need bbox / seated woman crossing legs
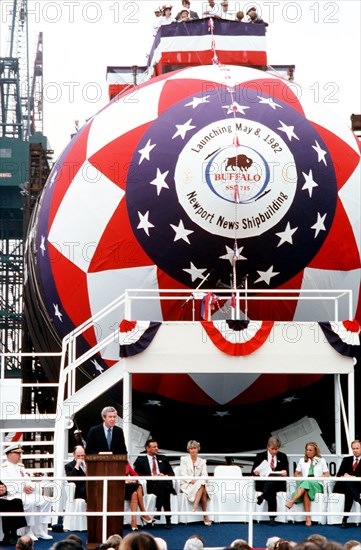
[286,441,329,526]
[125,462,154,531]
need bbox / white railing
[56,286,353,408]
[1,474,359,547]
[124,288,353,322]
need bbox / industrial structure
[0,0,52,412]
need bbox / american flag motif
[28,64,361,405]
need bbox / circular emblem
[176,118,297,238]
[126,85,337,288]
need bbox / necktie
[353,458,359,471]
[270,456,275,470]
[152,456,157,475]
[107,428,112,450]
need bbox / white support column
[123,368,132,458]
[348,370,355,442]
[334,374,341,454]
[124,290,131,319]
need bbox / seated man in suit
[134,439,176,529]
[333,439,361,528]
[65,445,87,500]
[86,406,127,455]
[252,436,289,526]
[0,479,27,546]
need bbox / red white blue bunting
[201,320,274,356]
[319,320,361,360]
[119,320,161,358]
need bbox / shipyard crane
[0,0,44,140]
[0,0,52,409]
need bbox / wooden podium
[85,454,126,548]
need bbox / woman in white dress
[286,441,329,526]
[180,440,211,525]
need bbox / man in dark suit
[134,439,176,529]
[0,479,27,546]
[65,445,87,500]
[252,435,289,526]
[333,439,361,528]
[86,406,127,455]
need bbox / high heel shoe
[131,520,138,531]
[203,516,212,526]
[285,500,294,510]
[140,516,155,525]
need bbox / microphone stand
[181,270,213,321]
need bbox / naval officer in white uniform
[1,443,53,540]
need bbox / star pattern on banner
[277,120,300,141]
[122,80,339,293]
[172,119,196,139]
[254,265,280,285]
[170,219,194,243]
[275,222,298,247]
[137,211,154,236]
[127,86,337,287]
[213,411,231,417]
[183,262,207,282]
[222,101,250,115]
[138,139,156,164]
[220,245,247,263]
[150,168,170,195]
[53,303,63,321]
[257,96,282,110]
[312,140,328,165]
[302,169,319,197]
[185,95,210,109]
[145,400,163,406]
[311,212,327,237]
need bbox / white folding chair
[286,480,327,524]
[123,480,157,526]
[212,465,253,522]
[253,482,288,523]
[63,482,87,531]
[171,465,217,524]
[327,489,361,525]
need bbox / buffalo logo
[225,154,253,172]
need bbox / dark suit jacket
[133,454,176,495]
[334,455,361,495]
[65,459,87,500]
[336,455,361,477]
[85,424,127,455]
[252,450,289,492]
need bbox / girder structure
[0,1,51,394]
[0,0,30,140]
[0,237,23,372]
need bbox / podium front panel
[85,454,126,547]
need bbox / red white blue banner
[201,320,274,356]
[319,320,361,360]
[148,19,267,75]
[119,320,161,357]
